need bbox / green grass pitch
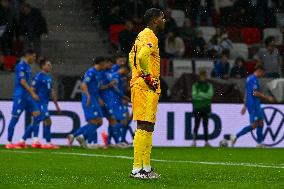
[0,147,283,189]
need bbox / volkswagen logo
[0,110,5,138]
[251,107,284,146]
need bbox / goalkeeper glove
[141,73,159,91]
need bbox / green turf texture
[0,147,283,189]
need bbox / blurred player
[129,8,165,179]
[67,57,105,149]
[110,66,130,146]
[16,59,61,149]
[111,53,127,73]
[5,50,39,149]
[231,64,275,147]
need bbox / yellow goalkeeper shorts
[131,86,160,123]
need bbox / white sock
[20,139,25,143]
[132,167,141,174]
[143,166,151,172]
[33,137,39,143]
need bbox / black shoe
[130,169,148,179]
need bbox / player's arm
[198,84,214,99]
[191,83,199,100]
[137,41,158,91]
[51,88,61,114]
[241,93,247,115]
[20,79,39,101]
[253,90,274,102]
[100,80,116,90]
[81,82,91,106]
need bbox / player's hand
[86,94,91,107]
[240,106,246,115]
[98,98,105,107]
[122,96,129,105]
[267,96,275,103]
[32,93,39,101]
[141,72,158,91]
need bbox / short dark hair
[265,36,275,47]
[144,8,163,24]
[115,52,126,60]
[23,49,36,56]
[39,58,49,69]
[255,63,265,71]
[94,56,106,65]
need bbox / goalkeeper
[128,8,165,179]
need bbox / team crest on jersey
[32,81,36,86]
[147,42,153,48]
[94,111,98,116]
[85,77,91,82]
[20,72,25,77]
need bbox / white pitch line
[1,150,284,169]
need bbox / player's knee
[137,121,154,132]
[44,118,52,126]
[89,118,103,126]
[32,111,41,117]
[109,118,116,126]
[251,123,257,129]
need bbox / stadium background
[0,0,284,148]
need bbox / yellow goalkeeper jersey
[129,28,161,94]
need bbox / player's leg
[41,118,60,149]
[6,98,25,148]
[131,88,160,179]
[192,111,202,147]
[30,110,42,148]
[202,112,210,147]
[84,118,103,149]
[231,112,257,147]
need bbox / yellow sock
[133,129,145,171]
[142,131,153,171]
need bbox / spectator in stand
[19,3,48,55]
[0,0,18,55]
[208,27,233,56]
[254,36,282,78]
[179,18,197,42]
[230,57,247,78]
[192,30,207,57]
[165,30,185,58]
[211,51,230,79]
[119,20,137,54]
[214,0,234,27]
[190,0,213,26]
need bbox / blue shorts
[11,97,40,117]
[38,103,50,121]
[101,103,114,118]
[82,94,103,121]
[112,102,127,121]
[249,108,264,124]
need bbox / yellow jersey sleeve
[129,28,160,93]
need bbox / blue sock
[83,124,99,144]
[8,116,19,142]
[113,123,123,144]
[32,116,42,138]
[43,124,51,143]
[108,125,113,144]
[236,125,254,138]
[73,124,90,137]
[120,125,128,142]
[256,126,263,144]
[22,125,34,140]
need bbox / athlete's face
[96,61,106,70]
[26,53,37,64]
[255,69,265,77]
[42,61,52,73]
[155,12,166,31]
[116,57,127,66]
[106,60,113,69]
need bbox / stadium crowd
[0,0,47,71]
[93,0,284,78]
